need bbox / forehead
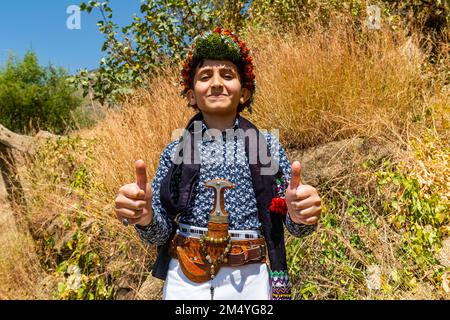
[195,59,239,73]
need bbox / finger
[290,161,302,190]
[115,207,143,220]
[115,206,144,219]
[303,216,319,225]
[118,185,145,199]
[115,195,147,211]
[295,185,317,201]
[144,182,153,201]
[291,197,321,211]
[135,159,147,192]
[297,205,321,218]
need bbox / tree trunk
[0,124,59,228]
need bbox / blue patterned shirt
[136,118,315,245]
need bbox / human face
[188,59,250,116]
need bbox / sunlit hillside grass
[2,14,448,299]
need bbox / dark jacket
[152,113,289,293]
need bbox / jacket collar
[189,114,240,142]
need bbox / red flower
[269,197,287,215]
[244,65,253,73]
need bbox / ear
[239,88,251,105]
[186,89,196,106]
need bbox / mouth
[208,94,228,97]
[207,94,228,101]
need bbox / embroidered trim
[270,270,291,300]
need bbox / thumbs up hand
[285,161,322,225]
[114,160,153,227]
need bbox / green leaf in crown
[194,33,242,64]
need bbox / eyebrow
[198,66,236,73]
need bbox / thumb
[144,182,153,200]
[135,159,147,193]
[290,161,302,190]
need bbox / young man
[114,27,321,300]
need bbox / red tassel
[269,197,287,215]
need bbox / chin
[201,103,236,113]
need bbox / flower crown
[180,27,256,113]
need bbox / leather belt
[169,233,267,267]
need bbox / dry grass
[86,14,442,161]
[245,16,433,149]
[0,221,50,299]
[80,67,194,197]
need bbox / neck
[202,112,237,131]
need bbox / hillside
[0,16,448,300]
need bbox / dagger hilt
[204,179,234,223]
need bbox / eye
[224,74,234,79]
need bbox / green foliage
[344,191,379,229]
[299,281,318,299]
[33,136,98,193]
[286,192,375,300]
[376,146,449,270]
[55,228,114,300]
[193,32,242,64]
[249,0,365,29]
[286,131,448,299]
[384,0,449,31]
[30,136,119,300]
[75,0,227,104]
[77,0,340,104]
[0,51,84,135]
[382,0,449,64]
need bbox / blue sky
[0,0,141,74]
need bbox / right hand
[114,159,153,227]
[285,161,321,225]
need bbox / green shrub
[0,51,84,135]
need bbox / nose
[211,72,223,89]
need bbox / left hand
[285,161,322,225]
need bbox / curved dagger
[205,179,235,223]
[175,179,235,284]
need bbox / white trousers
[163,258,272,300]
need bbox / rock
[0,124,34,153]
[134,277,164,300]
[115,288,134,300]
[35,130,60,140]
[438,237,450,267]
[287,137,395,187]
